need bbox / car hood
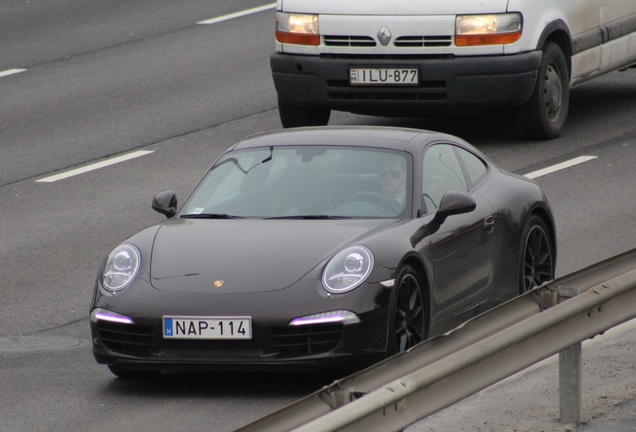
[149,218,398,294]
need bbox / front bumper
[90,309,388,371]
[271,51,542,115]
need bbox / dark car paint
[90,126,556,371]
[149,218,399,294]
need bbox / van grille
[324,35,377,47]
[395,35,452,47]
[326,79,447,102]
[323,35,452,48]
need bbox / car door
[418,143,497,326]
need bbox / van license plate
[350,68,419,86]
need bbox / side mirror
[152,190,177,218]
[434,191,476,224]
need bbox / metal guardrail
[236,249,636,432]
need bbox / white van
[271,1,636,139]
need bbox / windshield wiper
[181,213,244,219]
[264,215,352,220]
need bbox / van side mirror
[152,190,177,218]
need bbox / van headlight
[455,13,522,46]
[275,12,320,46]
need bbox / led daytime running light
[290,310,360,326]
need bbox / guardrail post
[556,285,586,424]
[559,343,583,423]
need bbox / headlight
[455,13,522,46]
[322,246,374,294]
[102,244,141,292]
[275,12,320,46]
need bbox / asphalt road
[0,2,635,431]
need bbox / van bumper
[271,51,542,115]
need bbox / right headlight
[102,244,141,292]
[322,245,374,294]
[455,13,522,46]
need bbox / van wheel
[519,42,569,140]
[278,98,331,128]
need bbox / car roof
[229,126,459,153]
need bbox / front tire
[519,42,569,140]
[388,265,426,355]
[519,215,555,293]
[278,98,331,128]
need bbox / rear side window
[422,144,468,209]
[456,147,487,187]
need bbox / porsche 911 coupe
[90,126,556,378]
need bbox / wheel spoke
[523,224,553,291]
[393,271,425,353]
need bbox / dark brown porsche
[90,126,556,378]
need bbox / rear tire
[278,98,331,128]
[519,42,569,140]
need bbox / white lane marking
[197,3,276,25]
[36,150,154,183]
[524,156,598,179]
[0,68,27,78]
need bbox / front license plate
[163,316,252,340]
[350,67,419,86]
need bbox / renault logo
[213,280,225,288]
[377,26,392,46]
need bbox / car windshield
[181,146,412,219]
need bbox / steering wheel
[347,191,401,213]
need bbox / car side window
[455,147,487,187]
[422,144,468,210]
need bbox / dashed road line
[524,156,598,179]
[36,150,154,183]
[197,3,276,25]
[0,68,27,78]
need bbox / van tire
[519,42,569,140]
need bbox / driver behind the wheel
[378,156,407,208]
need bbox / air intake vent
[324,35,377,47]
[268,323,343,356]
[395,36,452,47]
[97,322,154,355]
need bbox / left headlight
[102,244,141,292]
[322,245,374,294]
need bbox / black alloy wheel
[520,215,554,293]
[388,265,426,355]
